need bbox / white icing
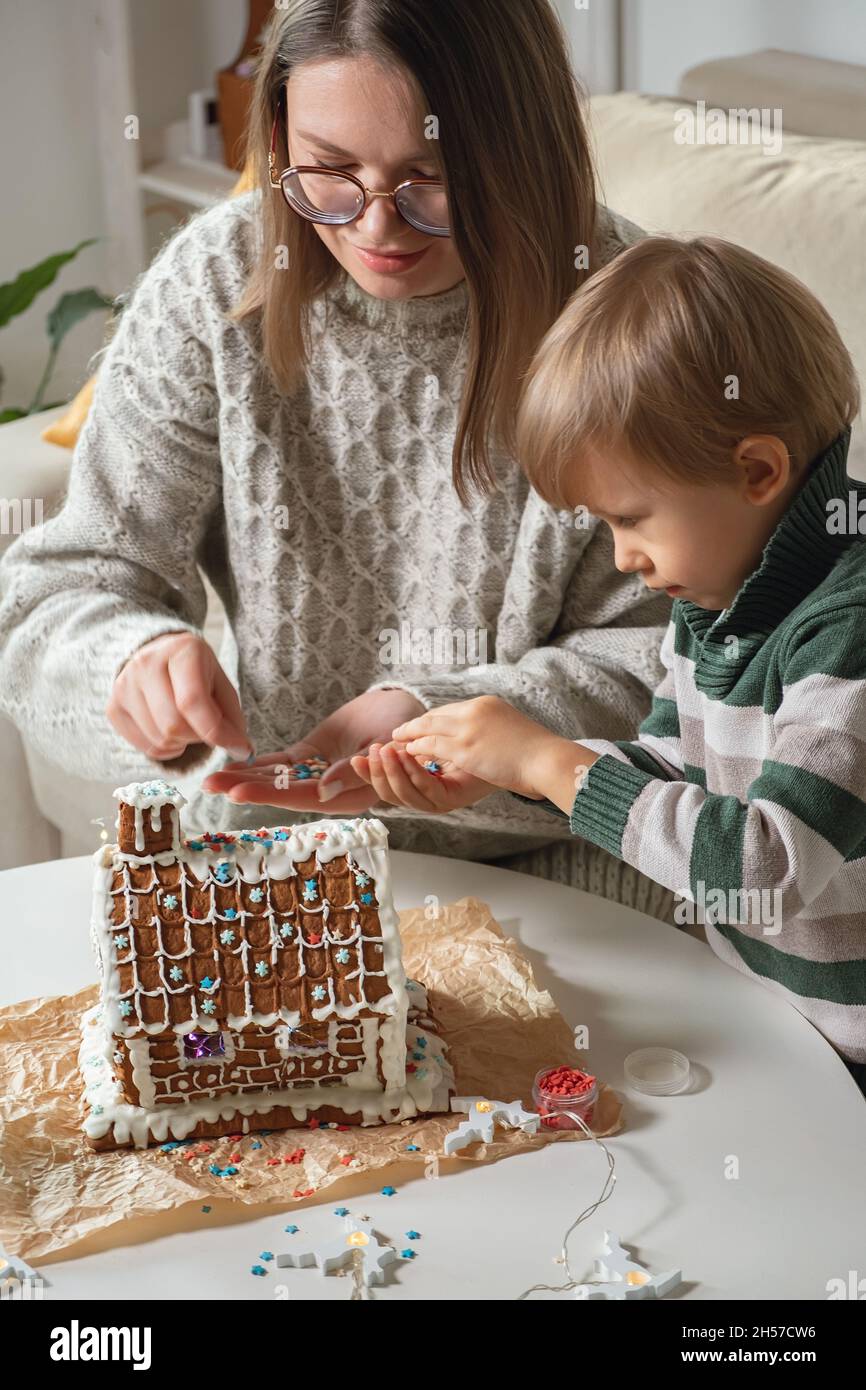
[113,780,186,855]
[79,1003,455,1148]
[82,784,447,1146]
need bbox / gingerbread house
[80,781,453,1150]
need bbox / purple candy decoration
[183,1030,225,1060]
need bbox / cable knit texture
[0,189,674,915]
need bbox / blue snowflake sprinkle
[255,962,270,978]
[303,878,318,902]
[220,929,236,945]
[250,887,264,902]
[251,1141,262,1150]
[162,893,178,910]
[311,984,326,1001]
[412,1051,424,1061]
[118,1001,132,1018]
[280,921,293,937]
[354,871,370,887]
[415,1037,427,1049]
[91,1104,104,1116]
[169,965,184,982]
[201,999,216,1015]
[113,933,129,951]
[335,947,351,964]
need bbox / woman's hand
[201,687,427,813]
[392,695,598,811]
[107,631,253,764]
[351,741,496,813]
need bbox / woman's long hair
[229,0,598,502]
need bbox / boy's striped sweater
[564,431,866,1066]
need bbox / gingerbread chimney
[114,781,187,858]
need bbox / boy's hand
[351,742,495,813]
[392,695,598,812]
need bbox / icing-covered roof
[94,788,406,1039]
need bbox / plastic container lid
[624,1047,691,1096]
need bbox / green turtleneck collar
[677,428,863,693]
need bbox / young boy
[351,235,866,1088]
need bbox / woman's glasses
[268,114,451,238]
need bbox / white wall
[0,0,245,416]
[0,0,106,415]
[554,0,621,93]
[623,0,866,94]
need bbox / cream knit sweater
[0,189,671,879]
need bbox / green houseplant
[0,238,116,424]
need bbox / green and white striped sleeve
[569,607,866,918]
[579,619,684,782]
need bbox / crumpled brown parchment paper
[0,897,622,1260]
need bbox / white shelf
[139,157,237,208]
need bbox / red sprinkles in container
[532,1064,598,1131]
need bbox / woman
[0,0,674,920]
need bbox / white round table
[2,850,864,1301]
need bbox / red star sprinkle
[336,1125,350,1131]
[306,932,322,945]
[339,1154,354,1166]
[406,1063,417,1073]
[315,832,327,841]
[229,1152,241,1162]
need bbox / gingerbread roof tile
[93,781,406,1041]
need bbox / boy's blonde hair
[516,235,861,508]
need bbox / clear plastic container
[624,1047,691,1096]
[532,1065,598,1131]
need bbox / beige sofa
[1,49,864,867]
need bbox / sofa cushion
[679,49,866,141]
[590,91,866,479]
